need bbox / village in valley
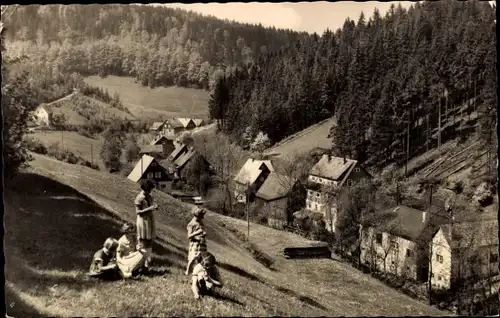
[2,2,498,317]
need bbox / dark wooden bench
[283,246,332,259]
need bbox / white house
[360,205,440,282]
[430,216,499,290]
[306,155,372,232]
[33,104,51,126]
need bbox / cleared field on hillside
[32,131,105,169]
[264,118,336,159]
[4,153,446,317]
[84,76,210,120]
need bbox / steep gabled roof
[192,118,204,127]
[256,172,295,201]
[309,155,357,181]
[174,148,197,169]
[234,158,275,185]
[166,118,184,128]
[127,155,156,182]
[176,117,194,128]
[150,122,165,130]
[169,144,188,161]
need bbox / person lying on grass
[185,207,207,276]
[116,223,146,279]
[88,238,120,280]
[191,252,223,300]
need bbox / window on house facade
[406,249,413,257]
[151,162,157,166]
[347,179,353,187]
[155,172,162,178]
[161,184,166,189]
[436,254,444,263]
[355,167,360,172]
[360,178,366,186]
[147,172,153,179]
[490,253,499,263]
[376,233,383,244]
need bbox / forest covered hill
[3,4,309,90]
[208,0,496,170]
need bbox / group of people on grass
[88,179,222,299]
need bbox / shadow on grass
[209,290,246,307]
[219,261,328,311]
[5,172,188,285]
[218,262,265,283]
[5,284,40,317]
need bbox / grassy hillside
[4,154,446,317]
[32,131,105,170]
[84,76,210,120]
[264,117,336,159]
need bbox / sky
[155,2,417,34]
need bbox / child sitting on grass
[191,252,223,299]
[88,238,120,280]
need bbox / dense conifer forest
[208,0,496,168]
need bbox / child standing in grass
[116,223,146,278]
[191,252,223,299]
[134,179,158,270]
[88,238,120,280]
[185,207,207,275]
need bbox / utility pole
[246,181,250,242]
[438,91,442,150]
[405,119,410,177]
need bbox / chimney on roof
[422,211,427,223]
[343,157,346,164]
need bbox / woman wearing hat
[116,223,146,278]
[185,207,207,275]
[134,179,158,270]
[89,237,120,280]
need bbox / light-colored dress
[134,191,156,241]
[116,235,145,277]
[187,217,207,263]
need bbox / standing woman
[134,179,158,270]
[185,207,207,275]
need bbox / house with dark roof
[360,205,448,282]
[192,118,205,127]
[149,121,166,132]
[253,172,304,229]
[306,154,372,232]
[430,212,498,290]
[127,155,173,192]
[233,158,275,203]
[150,135,177,157]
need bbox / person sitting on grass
[191,252,223,300]
[185,207,207,276]
[116,223,146,279]
[88,238,120,280]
